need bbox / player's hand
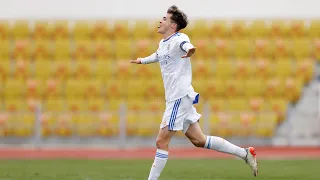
[182,47,196,58]
[130,58,142,64]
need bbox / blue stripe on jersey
[169,98,181,131]
[180,41,189,52]
[156,152,168,158]
[163,32,180,42]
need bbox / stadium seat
[72,40,93,61]
[313,39,320,61]
[295,59,315,84]
[44,98,66,112]
[210,20,228,38]
[204,78,226,98]
[209,112,235,137]
[133,39,157,59]
[3,78,26,99]
[12,60,31,80]
[91,20,110,41]
[232,38,253,58]
[191,19,210,40]
[309,20,320,38]
[87,98,106,112]
[132,20,152,40]
[51,20,70,41]
[234,60,255,79]
[248,96,267,112]
[73,60,93,79]
[94,61,112,81]
[192,39,214,60]
[292,38,312,60]
[256,112,277,137]
[250,20,268,38]
[230,20,248,38]
[192,60,212,79]
[52,60,71,80]
[96,112,119,136]
[254,58,272,79]
[0,20,9,40]
[42,78,64,99]
[273,59,295,78]
[66,99,87,113]
[244,78,264,97]
[114,39,132,60]
[228,98,250,112]
[269,20,288,38]
[105,79,127,100]
[270,38,292,59]
[12,39,31,61]
[264,77,285,98]
[33,60,54,80]
[268,98,288,122]
[112,20,130,40]
[213,61,234,78]
[208,98,228,113]
[0,112,9,136]
[93,40,114,61]
[73,113,97,137]
[26,78,44,99]
[54,113,73,136]
[73,20,92,40]
[33,21,51,40]
[288,20,306,38]
[212,39,232,58]
[4,98,28,112]
[113,61,135,79]
[0,40,10,61]
[237,111,257,136]
[52,40,71,61]
[225,79,244,97]
[32,40,51,61]
[11,20,30,40]
[0,61,11,80]
[283,77,303,102]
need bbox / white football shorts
[160,95,201,134]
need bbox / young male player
[130,5,258,179]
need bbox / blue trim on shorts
[168,98,181,131]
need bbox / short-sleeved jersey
[156,32,199,103]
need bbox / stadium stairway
[273,63,320,146]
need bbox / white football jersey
[155,32,199,103]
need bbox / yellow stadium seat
[72,40,93,61]
[234,60,255,79]
[252,39,272,59]
[44,98,66,112]
[224,79,244,97]
[264,77,284,98]
[204,78,226,98]
[233,38,253,58]
[114,39,132,60]
[92,20,110,41]
[292,38,312,60]
[54,113,73,136]
[132,20,152,40]
[228,97,250,112]
[192,60,212,79]
[0,20,9,40]
[212,39,232,58]
[4,98,28,112]
[133,39,156,59]
[254,59,272,79]
[138,113,162,136]
[52,40,70,60]
[113,61,135,79]
[230,20,248,38]
[33,21,51,41]
[73,20,92,40]
[273,59,295,77]
[133,60,160,78]
[126,79,144,98]
[210,20,228,39]
[96,112,119,136]
[313,39,320,61]
[210,112,235,137]
[84,79,102,99]
[66,99,87,113]
[52,60,71,80]
[40,112,56,137]
[144,80,164,99]
[105,79,127,99]
[26,78,44,99]
[0,40,10,61]
[87,98,105,112]
[288,20,306,38]
[250,20,269,38]
[10,113,35,137]
[192,39,214,60]
[283,77,303,102]
[65,79,84,99]
[0,113,10,136]
[237,111,257,136]
[33,60,54,80]
[32,40,51,61]
[126,98,146,112]
[192,19,210,40]
[213,61,234,78]
[11,20,30,39]
[93,40,114,61]
[267,98,288,122]
[248,96,268,112]
[295,59,315,84]
[12,39,31,61]
[12,60,31,80]
[270,38,292,59]
[144,99,165,113]
[256,112,277,137]
[73,60,93,79]
[43,78,64,99]
[106,99,123,112]
[3,78,26,99]
[0,61,11,80]
[309,20,320,38]
[208,98,228,113]
[112,20,130,40]
[94,61,112,81]
[270,20,288,38]
[51,21,69,41]
[74,114,97,137]
[244,78,264,97]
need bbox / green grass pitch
[0,159,319,180]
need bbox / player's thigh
[185,121,206,144]
[156,125,176,144]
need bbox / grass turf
[0,159,319,180]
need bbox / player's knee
[156,137,169,149]
[191,139,206,148]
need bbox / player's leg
[184,121,258,176]
[148,126,176,180]
[148,98,185,180]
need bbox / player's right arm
[130,53,159,64]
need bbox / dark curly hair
[167,5,188,31]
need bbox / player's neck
[163,31,178,41]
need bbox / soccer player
[130,5,258,179]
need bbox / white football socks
[204,136,247,159]
[148,149,168,180]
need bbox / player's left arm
[179,40,196,58]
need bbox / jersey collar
[163,32,180,42]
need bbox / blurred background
[0,0,319,149]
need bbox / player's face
[158,13,176,34]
